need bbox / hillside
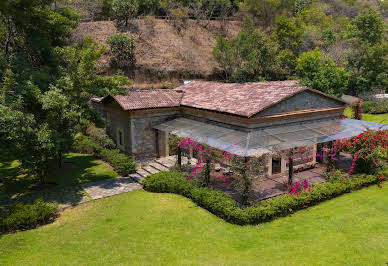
[71,19,242,86]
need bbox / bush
[72,134,102,155]
[87,127,116,149]
[100,148,136,176]
[1,199,57,232]
[107,33,136,68]
[363,99,388,114]
[143,171,249,224]
[143,170,386,225]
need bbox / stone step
[136,168,150,178]
[149,162,169,171]
[155,157,176,168]
[128,173,143,183]
[142,165,160,175]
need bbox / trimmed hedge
[1,199,57,232]
[363,99,388,114]
[143,171,386,225]
[100,148,136,176]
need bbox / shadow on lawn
[0,153,119,220]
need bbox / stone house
[91,80,382,176]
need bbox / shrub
[87,127,116,149]
[1,199,57,232]
[143,170,386,225]
[100,148,136,176]
[107,33,136,68]
[72,134,102,155]
[363,99,388,114]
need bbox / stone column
[157,130,169,158]
[281,154,287,174]
[312,144,317,164]
[266,154,272,176]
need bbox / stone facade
[92,88,346,163]
[254,91,343,117]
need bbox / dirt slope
[71,19,242,84]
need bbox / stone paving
[81,176,142,200]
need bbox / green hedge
[1,199,57,232]
[143,171,386,225]
[100,149,136,176]
[363,99,388,114]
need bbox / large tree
[345,7,387,95]
[112,0,139,27]
[0,1,129,183]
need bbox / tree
[40,87,77,168]
[212,17,280,81]
[350,7,385,45]
[244,0,294,27]
[107,33,136,68]
[0,0,79,76]
[230,155,266,205]
[112,0,139,27]
[345,7,387,95]
[296,49,348,97]
[274,15,304,54]
[55,36,129,126]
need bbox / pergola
[155,117,386,156]
[154,117,387,180]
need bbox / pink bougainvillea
[283,179,312,197]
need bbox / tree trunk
[241,157,250,205]
[288,152,294,186]
[177,146,182,169]
[204,158,211,187]
[58,151,63,169]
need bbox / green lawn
[0,153,118,195]
[49,153,119,186]
[1,182,387,265]
[344,106,388,124]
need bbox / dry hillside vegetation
[71,19,242,84]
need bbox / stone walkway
[81,176,142,200]
[0,155,187,217]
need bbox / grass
[0,182,387,265]
[49,153,119,186]
[344,106,388,124]
[0,153,118,195]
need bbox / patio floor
[209,153,353,202]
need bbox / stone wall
[130,109,179,161]
[92,101,132,153]
[255,91,344,117]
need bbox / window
[119,130,123,146]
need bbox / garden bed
[143,169,387,225]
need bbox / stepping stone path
[1,155,198,217]
[81,177,142,200]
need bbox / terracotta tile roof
[95,90,183,110]
[93,80,345,117]
[176,80,308,117]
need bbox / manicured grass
[1,182,387,265]
[0,153,118,195]
[344,106,388,124]
[49,153,119,186]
